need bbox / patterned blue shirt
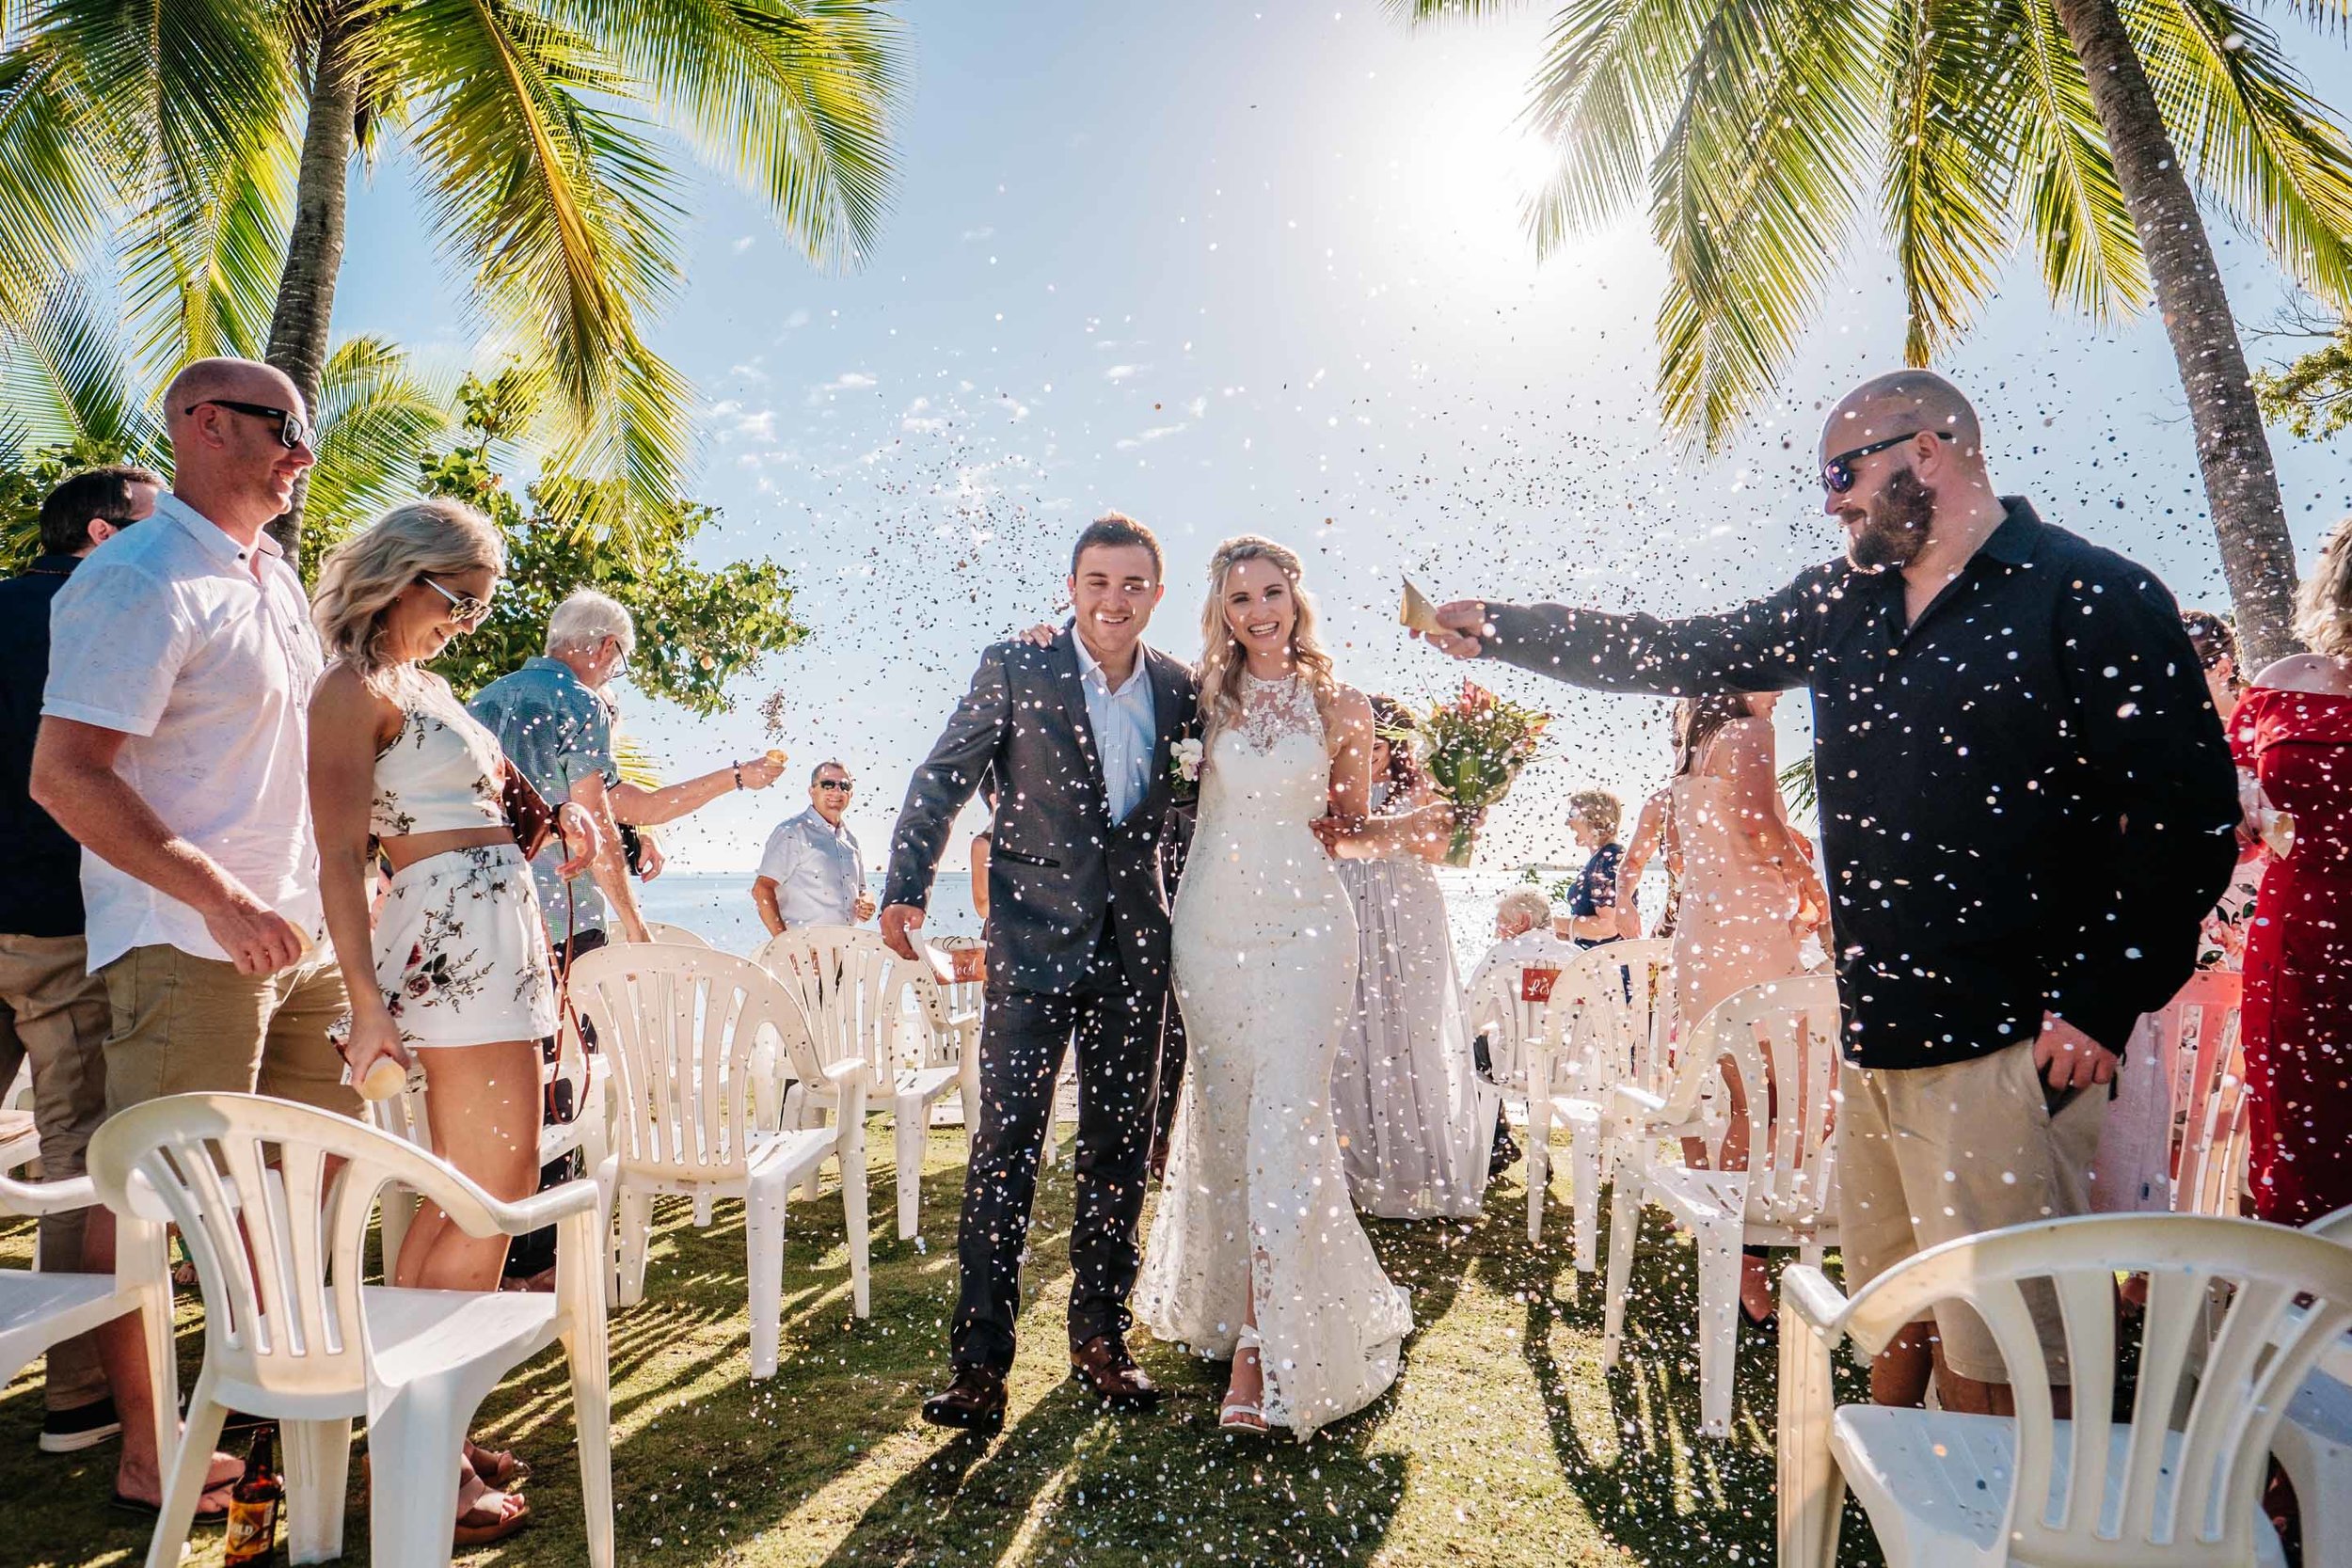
[468,657,618,938]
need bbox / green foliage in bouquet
[1420,679,1550,865]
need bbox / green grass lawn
[2,1129,1881,1566]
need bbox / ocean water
[633,865,1536,962]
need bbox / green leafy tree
[416,372,806,716]
[0,0,904,553]
[0,286,448,565]
[2256,317,2352,439]
[1394,0,2352,664]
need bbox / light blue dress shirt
[1074,635,1156,824]
[755,807,866,928]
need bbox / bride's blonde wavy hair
[1196,534,1338,741]
[312,498,503,692]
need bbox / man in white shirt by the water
[32,356,347,1519]
[754,760,876,932]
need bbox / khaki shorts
[101,945,358,1119]
[1836,1039,2106,1385]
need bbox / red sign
[1520,967,1560,1003]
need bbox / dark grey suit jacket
[883,627,1200,996]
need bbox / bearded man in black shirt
[1422,370,2239,1416]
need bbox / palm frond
[0,273,164,455]
[1647,0,1885,444]
[0,36,117,323]
[301,334,453,551]
[556,0,905,267]
[2011,0,2152,318]
[120,129,295,375]
[1523,0,1718,251]
[369,0,690,511]
[1882,1,2025,361]
[531,335,697,545]
[2127,0,2352,310]
[1384,0,1532,21]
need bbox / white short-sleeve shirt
[42,494,327,971]
[755,807,866,929]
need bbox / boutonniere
[1169,736,1204,802]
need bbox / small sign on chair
[1520,966,1560,1003]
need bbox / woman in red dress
[2236,523,2352,1227]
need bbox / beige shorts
[1836,1039,2106,1385]
[101,945,359,1119]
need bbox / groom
[882,512,1200,1434]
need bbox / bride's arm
[1315,689,1454,861]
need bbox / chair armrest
[1780,1263,1849,1336]
[824,1055,869,1119]
[484,1175,604,1238]
[0,1173,97,1219]
[1606,1084,1668,1125]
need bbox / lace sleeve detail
[1231,673,1326,754]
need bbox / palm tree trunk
[2048,0,2303,665]
[262,3,358,562]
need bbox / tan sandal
[453,1489,532,1548]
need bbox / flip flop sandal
[108,1489,230,1528]
[453,1491,532,1548]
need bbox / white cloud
[732,235,755,254]
[960,225,995,242]
[1104,363,1147,381]
[1114,423,1187,451]
[808,370,879,404]
[901,395,946,433]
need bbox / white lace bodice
[1200,672,1329,832]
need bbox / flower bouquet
[1419,680,1549,866]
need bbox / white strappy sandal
[1220,1328,1270,1433]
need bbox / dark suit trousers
[953,928,1162,1370]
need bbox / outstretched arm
[1419,567,1838,698]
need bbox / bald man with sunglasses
[1422,369,2239,1422]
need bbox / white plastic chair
[1516,939,1675,1264]
[1602,972,1839,1437]
[0,1104,37,1175]
[1776,1212,2352,1568]
[2165,972,2249,1219]
[751,927,961,1240]
[370,1005,613,1298]
[2274,1204,2352,1568]
[87,1092,612,1568]
[906,942,984,1148]
[0,1167,175,1467]
[568,945,871,1376]
[638,922,713,949]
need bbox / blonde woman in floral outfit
[309,498,597,1547]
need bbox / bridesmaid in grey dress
[1330,696,1490,1220]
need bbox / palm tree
[0,274,449,561]
[1394,0,2352,664]
[0,0,903,554]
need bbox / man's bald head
[163,357,305,436]
[1820,369,1984,467]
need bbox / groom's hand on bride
[1422,600,1493,659]
[880,903,926,960]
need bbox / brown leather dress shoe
[920,1366,1008,1434]
[1069,1335,1163,1412]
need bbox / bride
[1135,534,1461,1439]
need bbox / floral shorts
[372,845,559,1048]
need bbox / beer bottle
[223,1423,281,1566]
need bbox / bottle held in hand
[223,1423,282,1566]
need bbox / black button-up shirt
[0,554,87,937]
[1481,499,2239,1069]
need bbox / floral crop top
[371,676,509,840]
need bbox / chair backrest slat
[1679,975,1841,1228]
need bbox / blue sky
[326,3,2352,873]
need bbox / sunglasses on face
[1820,430,1954,495]
[418,575,494,630]
[183,398,312,451]
[817,779,853,793]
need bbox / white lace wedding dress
[1136,671,1413,1439]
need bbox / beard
[1844,467,1935,571]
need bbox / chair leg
[1526,1095,1551,1244]
[896,1094,924,1243]
[799,1104,827,1201]
[842,1117,872,1319]
[614,1185,654,1308]
[362,1396,470,1568]
[280,1418,352,1564]
[145,1379,229,1568]
[566,1325,616,1568]
[745,1172,787,1380]
[378,1185,415,1281]
[1570,1125,1602,1275]
[1692,1219,1741,1439]
[1600,1173,1642,1369]
[1777,1313,1847,1568]
[2276,1379,2352,1568]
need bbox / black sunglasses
[1821,430,1953,495]
[183,398,311,451]
[817,779,853,793]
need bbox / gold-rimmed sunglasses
[419,575,494,631]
